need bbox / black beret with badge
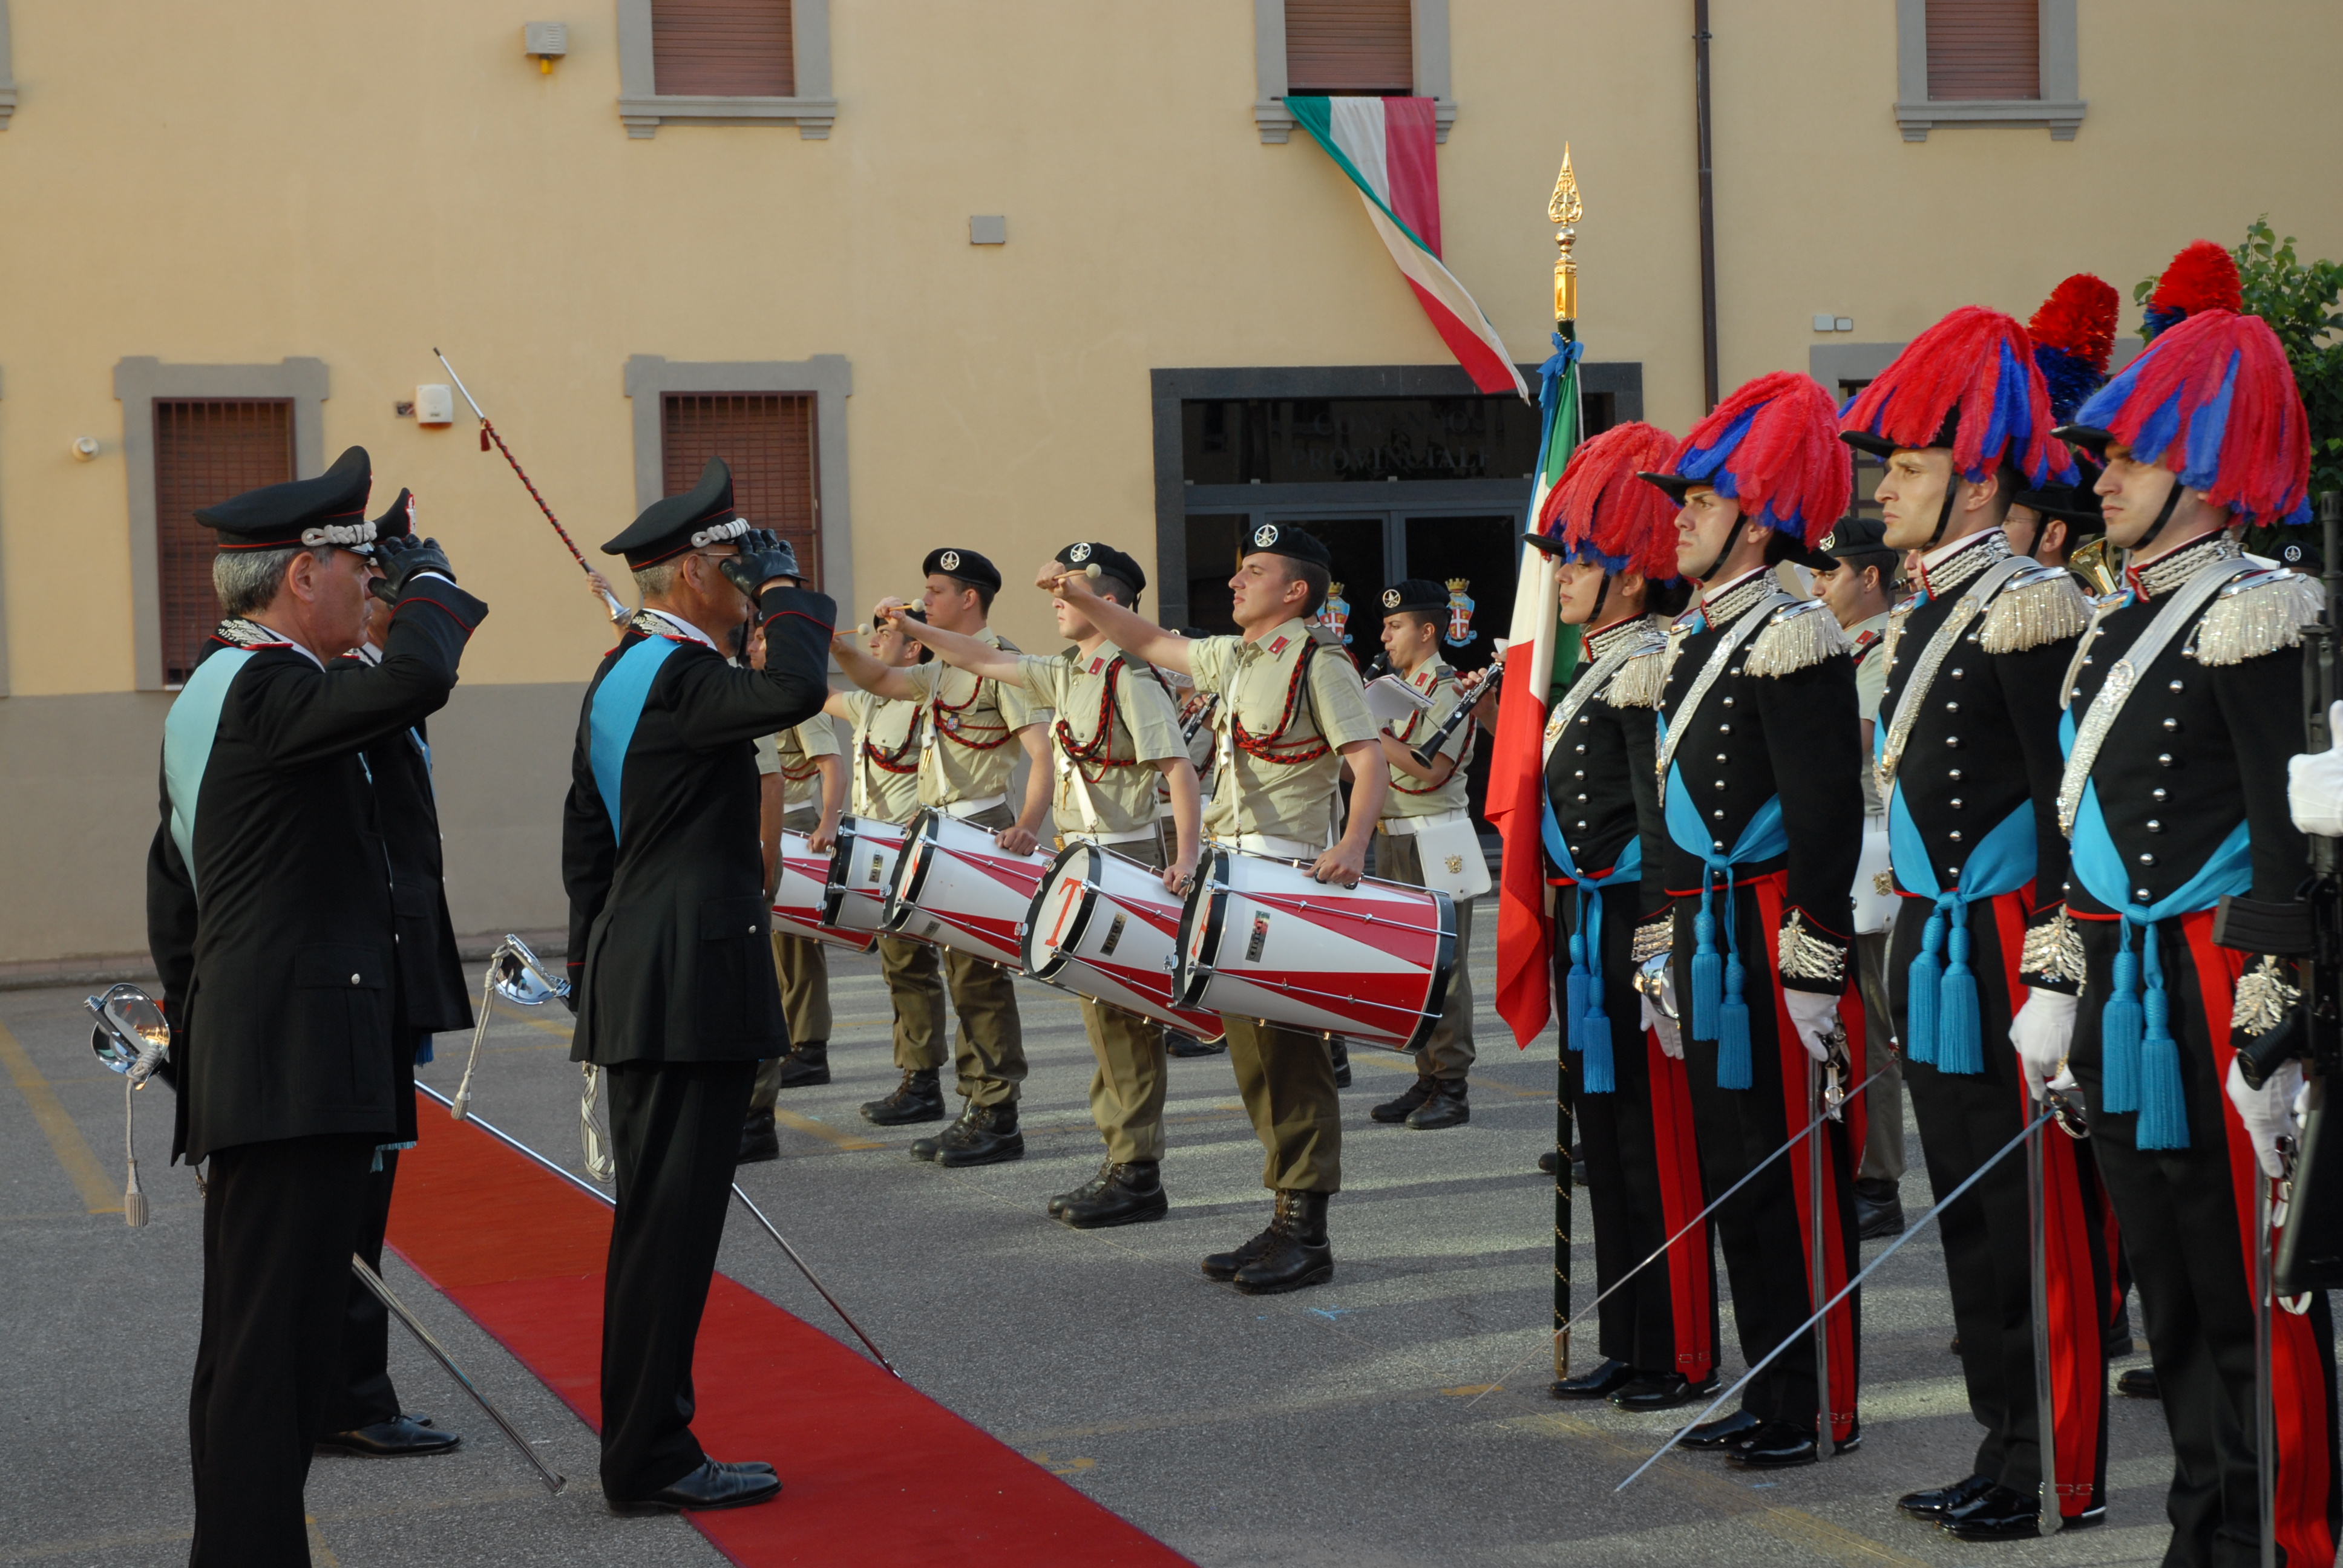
[601,456,749,570]
[1239,520,1332,570]
[1055,540,1146,596]
[195,445,375,550]
[923,546,1002,592]
[1378,578,1447,615]
[1815,516,1898,567]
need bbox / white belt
[1066,825,1160,847]
[941,795,1007,820]
[1214,832,1319,861]
[1377,806,1471,837]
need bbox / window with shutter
[1285,0,1412,96]
[1925,0,2039,101]
[662,394,820,587]
[152,400,294,685]
[652,0,795,98]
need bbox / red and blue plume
[2071,305,2310,526]
[2027,274,2120,422]
[1533,422,1682,578]
[1662,371,1850,547]
[2143,240,2242,341]
[1837,306,2076,487]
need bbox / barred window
[652,0,794,97]
[153,399,294,685]
[661,393,820,587]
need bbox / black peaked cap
[1055,541,1145,596]
[371,488,415,544]
[195,445,374,550]
[602,457,746,569]
[923,547,1002,592]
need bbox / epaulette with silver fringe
[1978,564,2092,653]
[214,618,292,648]
[1602,642,1669,709]
[1743,599,1850,678]
[2187,569,2324,667]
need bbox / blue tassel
[1691,907,1722,1043]
[1565,932,1589,1054]
[2134,942,2189,1149]
[1582,1001,1616,1093]
[1935,919,1982,1076]
[1717,954,1752,1089]
[1906,909,1945,1067]
[2100,932,2143,1115]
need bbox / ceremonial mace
[433,348,630,625]
[1546,146,1582,1394]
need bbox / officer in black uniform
[316,488,475,1461]
[147,446,488,1566]
[562,457,834,1513]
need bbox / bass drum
[824,816,910,941]
[883,809,1052,970]
[1024,844,1227,1041]
[1176,846,1455,1053]
[773,828,874,953]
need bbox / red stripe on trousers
[1644,1030,1717,1380]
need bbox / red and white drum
[1176,846,1456,1051]
[772,829,875,953]
[823,816,910,941]
[1024,844,1227,1041]
[883,809,1052,969]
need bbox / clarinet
[1410,664,1501,769]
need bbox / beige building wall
[2,0,2336,961]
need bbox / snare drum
[824,816,910,939]
[773,829,875,953]
[1176,846,1455,1052]
[883,809,1052,969]
[1024,844,1227,1041]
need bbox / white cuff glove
[1783,988,1842,1065]
[2009,988,2080,1100]
[1640,992,1684,1060]
[2288,702,2343,837]
[2226,1057,2305,1179]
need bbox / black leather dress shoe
[738,1110,781,1164]
[2117,1365,2160,1399]
[1537,1149,1561,1175]
[1854,1177,1905,1239]
[1060,1161,1168,1229]
[609,1459,782,1513]
[1549,1358,1636,1399]
[1726,1419,1861,1468]
[1610,1370,1720,1411]
[1678,1410,1763,1452]
[317,1414,461,1457]
[1939,1483,2040,1540]
[1897,1473,1994,1519]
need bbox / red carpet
[385,1096,1191,1567]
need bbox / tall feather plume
[2071,307,2311,526]
[1662,371,1850,547]
[2142,240,2243,341]
[1838,306,2076,487]
[2027,274,2120,422]
[1536,420,1682,580]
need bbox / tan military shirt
[899,628,1047,808]
[1014,648,1185,837]
[1380,656,1476,820]
[839,689,925,825]
[753,716,845,813]
[1185,619,1378,846]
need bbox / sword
[1807,1048,1835,1459]
[2029,1087,2062,1534]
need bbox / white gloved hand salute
[2288,700,2343,837]
[2009,988,2080,1100]
[2226,1057,2305,1179]
[1782,988,1842,1065]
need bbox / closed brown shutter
[1925,0,2040,100]
[153,400,295,685]
[652,0,795,97]
[662,394,819,587]
[1285,0,1413,95]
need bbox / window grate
[1925,0,2039,101]
[652,0,795,97]
[661,393,819,587]
[1285,0,1412,96]
[154,400,294,685]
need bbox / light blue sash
[1545,797,1641,1094]
[1661,740,1787,1090]
[589,637,683,844]
[162,648,257,901]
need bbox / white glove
[2288,701,2343,837]
[2009,988,2080,1101]
[2227,1057,2304,1179]
[1640,992,1684,1060]
[1783,988,1842,1064]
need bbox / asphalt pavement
[0,901,2210,1566]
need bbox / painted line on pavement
[0,1014,123,1214]
[770,1106,887,1151]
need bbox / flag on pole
[1484,337,1585,1048]
[1286,96,1528,399]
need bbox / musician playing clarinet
[884,541,1204,1227]
[562,457,833,1512]
[1048,524,1383,1293]
[1634,372,1866,1469]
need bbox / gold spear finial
[1549,143,1581,324]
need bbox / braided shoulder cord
[928,668,1017,754]
[1054,658,1149,781]
[862,705,923,776]
[1230,640,1330,765]
[1389,671,1473,795]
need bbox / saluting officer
[316,488,474,1462]
[1049,525,1384,1294]
[2044,243,2337,1566]
[1839,305,2114,1538]
[562,457,833,1512]
[831,549,1053,1166]
[147,446,487,1564]
[1364,579,1482,1131]
[1635,373,1867,1469]
[890,541,1204,1226]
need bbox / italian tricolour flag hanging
[1286,97,1527,399]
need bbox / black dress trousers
[600,1059,758,1499]
[186,1131,376,1568]
[323,1148,402,1434]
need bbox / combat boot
[1231,1190,1332,1294]
[1327,1037,1351,1087]
[1049,1161,1114,1217]
[1201,1209,1282,1282]
[1165,1029,1226,1058]
[860,1068,943,1126]
[926,1102,1025,1168]
[1406,1077,1469,1129]
[775,1040,830,1088]
[1060,1161,1167,1229]
[737,1108,781,1164]
[1371,1074,1436,1124]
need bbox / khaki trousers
[939,802,1026,1107]
[1067,835,1170,1163]
[1374,831,1477,1080]
[1222,1016,1342,1193]
[753,806,839,1114]
[879,936,948,1073]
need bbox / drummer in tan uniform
[1047,523,1383,1295]
[888,540,1204,1226]
[832,548,1052,1168]
[1363,579,1481,1132]
[738,708,848,1161]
